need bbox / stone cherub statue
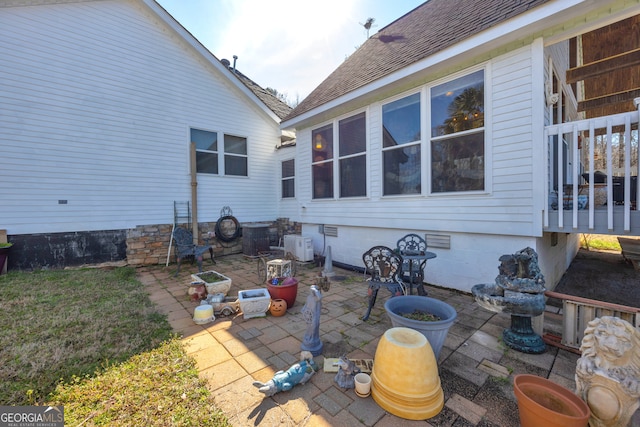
[252,351,318,397]
[334,355,361,389]
[575,316,640,427]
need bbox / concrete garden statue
[301,285,323,356]
[471,247,547,354]
[575,316,640,427]
[334,355,360,389]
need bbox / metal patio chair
[361,245,406,321]
[172,227,214,276]
[396,233,429,296]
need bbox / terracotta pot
[188,283,207,301]
[267,278,298,308]
[269,298,287,316]
[513,374,590,427]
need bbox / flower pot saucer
[355,389,370,398]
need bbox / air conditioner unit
[283,235,314,262]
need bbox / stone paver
[445,393,487,425]
[139,256,582,426]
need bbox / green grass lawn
[580,234,622,251]
[0,267,230,426]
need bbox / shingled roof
[230,67,293,120]
[284,0,549,122]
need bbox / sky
[155,0,426,104]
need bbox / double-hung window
[430,69,485,193]
[281,159,295,198]
[193,128,218,174]
[223,134,248,176]
[382,93,421,195]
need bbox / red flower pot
[267,278,298,309]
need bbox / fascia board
[281,0,614,131]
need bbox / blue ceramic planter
[384,296,457,359]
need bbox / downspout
[190,142,199,244]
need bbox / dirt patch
[551,248,640,308]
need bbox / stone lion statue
[575,316,640,427]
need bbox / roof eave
[281,0,633,131]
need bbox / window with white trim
[223,134,248,176]
[193,128,218,174]
[312,112,367,199]
[430,69,485,193]
[192,128,248,176]
[281,159,295,198]
[312,124,333,199]
[339,112,366,197]
[382,93,421,195]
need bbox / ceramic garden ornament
[576,316,640,427]
[301,285,323,356]
[334,355,360,389]
[252,351,318,397]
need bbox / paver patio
[137,254,581,426]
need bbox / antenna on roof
[360,17,376,38]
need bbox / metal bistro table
[400,251,436,296]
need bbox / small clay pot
[269,298,287,316]
[188,283,207,301]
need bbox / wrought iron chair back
[396,233,428,295]
[172,227,214,276]
[396,233,427,256]
[361,245,406,321]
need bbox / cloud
[158,0,425,101]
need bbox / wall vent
[425,233,450,249]
[323,226,338,237]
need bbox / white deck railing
[544,99,640,232]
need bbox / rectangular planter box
[191,270,232,296]
[238,288,271,319]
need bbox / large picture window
[312,124,333,199]
[281,159,295,198]
[430,70,485,193]
[382,93,421,195]
[339,112,366,197]
[193,128,218,174]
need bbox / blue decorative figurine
[301,285,323,356]
[252,351,318,396]
[334,355,361,389]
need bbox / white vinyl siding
[292,45,537,238]
[0,1,281,234]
